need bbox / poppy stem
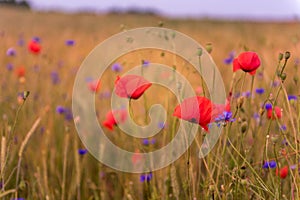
[198,55,206,97]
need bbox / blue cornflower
[140,172,152,182]
[32,36,41,43]
[56,106,65,114]
[215,111,234,123]
[18,37,24,46]
[142,138,156,146]
[78,149,88,155]
[242,91,251,98]
[142,139,150,146]
[255,88,265,95]
[111,63,122,72]
[142,60,150,67]
[6,63,13,71]
[282,139,288,146]
[288,95,297,101]
[65,39,75,46]
[262,161,277,169]
[6,47,16,56]
[64,109,73,121]
[265,103,272,110]
[280,125,287,131]
[158,122,165,129]
[51,71,60,84]
[223,51,235,65]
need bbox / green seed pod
[197,48,203,56]
[19,180,26,191]
[158,21,164,27]
[237,96,245,108]
[280,73,287,81]
[271,135,279,143]
[240,179,248,185]
[23,91,30,100]
[278,53,283,61]
[240,121,248,133]
[284,51,291,60]
[205,43,213,54]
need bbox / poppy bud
[240,121,248,133]
[23,91,30,100]
[284,51,290,60]
[259,108,265,116]
[237,96,245,108]
[271,135,279,143]
[280,73,287,81]
[197,48,203,56]
[240,179,248,185]
[278,53,283,61]
[205,43,213,54]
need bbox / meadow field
[1,6,300,199]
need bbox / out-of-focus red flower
[102,109,127,131]
[173,96,226,131]
[28,40,41,54]
[88,80,101,93]
[132,149,143,165]
[233,52,261,75]
[267,106,282,119]
[276,166,288,179]
[15,66,25,78]
[115,75,152,99]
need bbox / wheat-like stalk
[170,165,179,200]
[15,117,41,198]
[1,136,6,190]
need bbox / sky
[27,0,300,20]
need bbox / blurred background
[1,0,300,20]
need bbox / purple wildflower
[6,47,16,56]
[32,36,41,43]
[255,88,265,95]
[142,139,150,146]
[158,122,165,129]
[265,103,272,110]
[111,63,122,72]
[78,149,88,155]
[280,125,287,131]
[142,60,150,67]
[51,71,60,84]
[64,109,73,121]
[223,51,235,65]
[288,95,297,101]
[6,63,13,71]
[140,172,152,182]
[263,161,277,169]
[18,38,24,46]
[242,91,251,98]
[56,106,65,114]
[65,39,75,46]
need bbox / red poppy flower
[233,52,261,75]
[276,166,288,179]
[28,40,41,54]
[115,75,152,99]
[102,109,127,131]
[267,106,282,119]
[173,96,226,131]
[88,80,101,93]
[15,66,25,78]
